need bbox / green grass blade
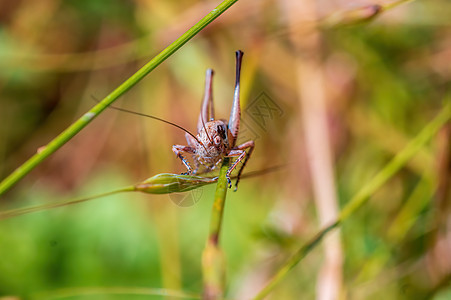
[135,173,217,194]
[254,101,450,299]
[34,286,200,299]
[338,101,450,222]
[0,187,134,220]
[0,173,217,220]
[0,167,280,221]
[0,0,240,197]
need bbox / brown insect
[172,50,254,190]
[100,50,254,190]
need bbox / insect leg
[225,140,255,190]
[225,150,245,188]
[172,145,196,175]
[228,50,243,148]
[233,141,255,191]
[197,69,214,133]
[184,132,201,174]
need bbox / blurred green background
[0,0,450,299]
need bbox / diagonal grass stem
[0,0,240,197]
[254,101,450,299]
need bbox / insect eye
[214,136,221,145]
[217,125,227,139]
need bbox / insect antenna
[200,112,213,145]
[91,96,209,153]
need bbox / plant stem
[254,222,340,300]
[383,0,415,11]
[0,165,284,221]
[253,101,451,299]
[202,158,230,300]
[208,158,230,244]
[338,101,450,222]
[0,0,240,197]
[0,187,134,220]
[34,286,200,299]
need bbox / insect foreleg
[225,140,255,190]
[233,141,255,190]
[172,145,196,175]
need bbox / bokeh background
[0,0,450,299]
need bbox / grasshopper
[100,51,254,190]
[172,50,254,190]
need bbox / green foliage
[0,0,450,299]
